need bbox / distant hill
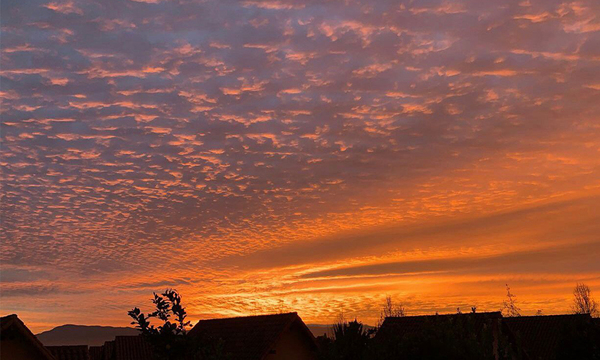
[36,323,374,346]
[36,325,139,346]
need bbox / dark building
[89,336,153,360]
[503,314,599,360]
[190,312,319,360]
[377,311,502,339]
[377,312,600,360]
[1,314,56,360]
[47,345,91,360]
[375,312,507,359]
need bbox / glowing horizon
[2,0,600,333]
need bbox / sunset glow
[1,0,600,333]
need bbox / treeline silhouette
[128,283,600,360]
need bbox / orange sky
[1,0,600,333]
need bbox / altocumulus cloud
[1,0,600,330]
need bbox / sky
[1,0,600,333]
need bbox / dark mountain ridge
[36,324,139,346]
[36,323,374,346]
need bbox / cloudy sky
[1,0,600,332]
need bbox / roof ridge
[504,314,590,318]
[198,312,298,322]
[386,311,502,318]
[1,314,19,320]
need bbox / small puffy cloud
[1,0,600,331]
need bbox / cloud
[300,241,600,279]
[222,195,600,270]
[1,0,600,331]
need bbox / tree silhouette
[502,284,521,317]
[128,289,227,360]
[378,296,405,327]
[572,283,599,317]
[129,289,190,337]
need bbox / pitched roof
[96,336,153,360]
[47,345,90,360]
[101,339,114,360]
[503,314,593,360]
[376,311,502,340]
[190,312,317,360]
[88,346,103,360]
[1,314,56,360]
[113,336,153,360]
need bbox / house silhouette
[504,314,598,360]
[1,314,56,360]
[190,312,318,360]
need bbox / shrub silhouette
[128,289,227,360]
[502,284,521,317]
[319,318,373,360]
